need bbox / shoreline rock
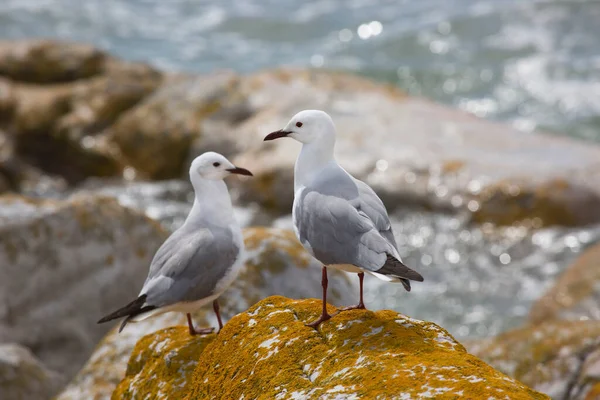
[0,343,65,400]
[0,194,168,387]
[1,39,599,226]
[113,296,548,399]
[0,40,106,84]
[468,320,600,400]
[529,240,600,324]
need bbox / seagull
[98,152,253,335]
[264,110,424,328]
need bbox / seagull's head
[189,152,253,182]
[264,110,335,145]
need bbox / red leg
[306,266,332,328]
[213,299,223,331]
[186,313,214,336]
[339,272,366,311]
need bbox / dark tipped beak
[226,166,253,177]
[263,129,291,141]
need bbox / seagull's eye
[213,162,220,167]
[296,121,303,128]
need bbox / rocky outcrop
[56,227,354,400]
[468,320,600,400]
[0,40,164,186]
[111,296,547,399]
[0,40,106,83]
[108,71,247,179]
[8,64,163,183]
[2,39,600,226]
[0,343,64,400]
[530,241,600,324]
[0,194,167,385]
[54,59,163,141]
[224,70,600,226]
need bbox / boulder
[224,69,600,226]
[57,227,354,400]
[12,83,73,136]
[0,343,64,400]
[0,194,168,383]
[468,320,600,399]
[0,40,106,83]
[54,60,163,140]
[10,82,123,183]
[109,71,250,179]
[529,241,600,324]
[112,296,547,399]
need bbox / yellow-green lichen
[112,327,215,400]
[113,296,548,400]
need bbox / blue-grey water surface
[2,0,600,141]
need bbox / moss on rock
[113,296,547,400]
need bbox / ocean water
[1,0,600,141]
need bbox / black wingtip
[97,295,148,325]
[380,254,424,283]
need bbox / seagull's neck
[186,179,235,227]
[294,138,336,192]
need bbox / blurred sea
[1,0,600,141]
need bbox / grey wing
[352,178,399,250]
[140,226,239,307]
[295,188,394,272]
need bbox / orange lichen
[113,296,548,400]
[112,327,215,400]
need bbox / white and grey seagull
[264,110,424,328]
[98,152,253,335]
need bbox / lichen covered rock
[113,296,547,399]
[57,227,354,400]
[0,194,167,382]
[530,241,600,324]
[468,320,600,399]
[0,343,64,400]
[114,327,215,400]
